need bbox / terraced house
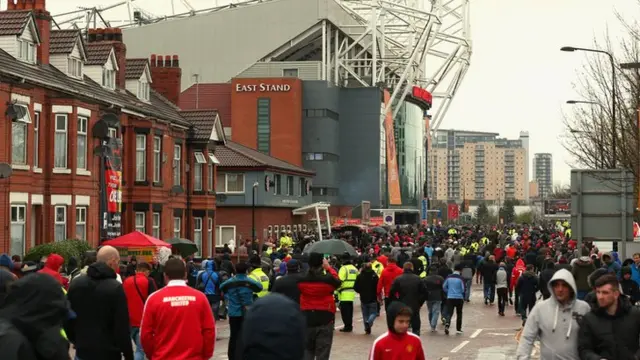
[0,0,224,257]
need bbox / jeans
[464,279,472,301]
[410,308,421,335]
[206,294,221,321]
[426,300,442,330]
[445,298,464,331]
[497,288,508,314]
[305,323,334,360]
[520,297,536,323]
[361,302,377,328]
[483,283,495,303]
[228,316,244,360]
[130,327,145,360]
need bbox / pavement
[212,283,540,360]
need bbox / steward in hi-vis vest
[337,253,358,332]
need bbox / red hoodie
[38,254,69,290]
[377,263,403,298]
[510,259,526,291]
[141,280,215,360]
[123,273,156,327]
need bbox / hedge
[23,240,94,263]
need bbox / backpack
[197,272,212,292]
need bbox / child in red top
[369,302,425,360]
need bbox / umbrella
[166,237,199,257]
[304,239,358,257]
[103,231,171,248]
[371,226,387,235]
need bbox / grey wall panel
[237,61,321,80]
[217,170,313,208]
[303,160,339,187]
[338,87,382,206]
[303,119,339,154]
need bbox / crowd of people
[0,221,639,359]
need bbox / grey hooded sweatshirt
[516,269,591,360]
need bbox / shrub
[24,240,93,263]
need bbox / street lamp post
[561,46,617,167]
[566,100,606,168]
[252,181,259,241]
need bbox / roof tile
[125,58,148,79]
[180,110,217,141]
[215,141,313,175]
[0,10,31,36]
[85,42,113,66]
[50,29,79,54]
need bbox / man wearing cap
[337,253,358,332]
[272,259,303,303]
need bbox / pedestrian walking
[571,256,595,300]
[354,262,379,334]
[272,259,303,303]
[443,263,465,335]
[369,302,425,360]
[377,257,403,311]
[237,294,306,360]
[122,262,156,360]
[423,265,444,332]
[196,260,221,320]
[516,269,590,360]
[461,260,474,302]
[337,253,358,332]
[219,261,263,360]
[298,253,341,360]
[537,261,555,300]
[67,245,133,360]
[510,258,525,313]
[515,264,538,325]
[578,274,640,359]
[496,262,509,316]
[389,262,427,335]
[480,255,498,305]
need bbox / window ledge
[11,164,30,171]
[76,169,91,176]
[33,167,42,173]
[193,190,206,196]
[53,168,72,174]
[152,181,164,188]
[135,180,150,187]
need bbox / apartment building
[428,129,529,201]
[533,153,553,198]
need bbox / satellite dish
[170,185,184,195]
[92,120,109,139]
[216,193,227,202]
[5,103,26,122]
[0,163,13,179]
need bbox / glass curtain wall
[393,100,425,207]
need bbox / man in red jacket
[38,253,69,290]
[123,262,156,360]
[298,252,341,360]
[140,258,215,360]
[377,257,403,311]
[369,301,425,360]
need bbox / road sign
[421,199,428,220]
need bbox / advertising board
[544,199,571,215]
[383,89,402,205]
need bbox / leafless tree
[562,8,640,180]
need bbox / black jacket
[480,261,498,284]
[578,296,640,360]
[538,267,556,299]
[354,267,379,304]
[0,274,70,360]
[67,262,133,360]
[423,274,444,302]
[515,271,538,302]
[272,272,303,304]
[389,270,427,311]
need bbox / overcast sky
[10,0,636,185]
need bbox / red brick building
[0,0,223,257]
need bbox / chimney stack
[149,54,183,107]
[87,28,127,89]
[7,0,51,65]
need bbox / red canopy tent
[102,231,171,248]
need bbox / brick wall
[150,55,182,106]
[216,207,297,242]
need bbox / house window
[77,117,88,170]
[11,104,30,166]
[138,81,150,101]
[108,127,117,139]
[173,217,181,238]
[282,68,299,77]
[273,174,282,195]
[135,212,145,233]
[193,152,206,191]
[207,218,213,257]
[102,68,115,89]
[216,225,235,247]
[54,114,68,169]
[225,173,245,193]
[68,57,83,78]
[257,98,271,154]
[152,212,160,239]
[10,205,26,256]
[17,39,35,63]
[193,217,203,257]
[153,136,161,183]
[208,164,214,191]
[287,176,294,196]
[33,112,39,168]
[135,135,146,181]
[299,178,305,196]
[75,207,86,240]
[173,144,181,186]
[54,206,67,241]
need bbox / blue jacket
[220,274,263,317]
[199,260,219,296]
[424,246,434,258]
[443,273,465,299]
[631,263,640,287]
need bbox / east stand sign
[235,83,291,92]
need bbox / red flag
[447,203,459,220]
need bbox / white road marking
[470,329,483,338]
[487,332,513,336]
[450,340,470,353]
[440,357,449,360]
